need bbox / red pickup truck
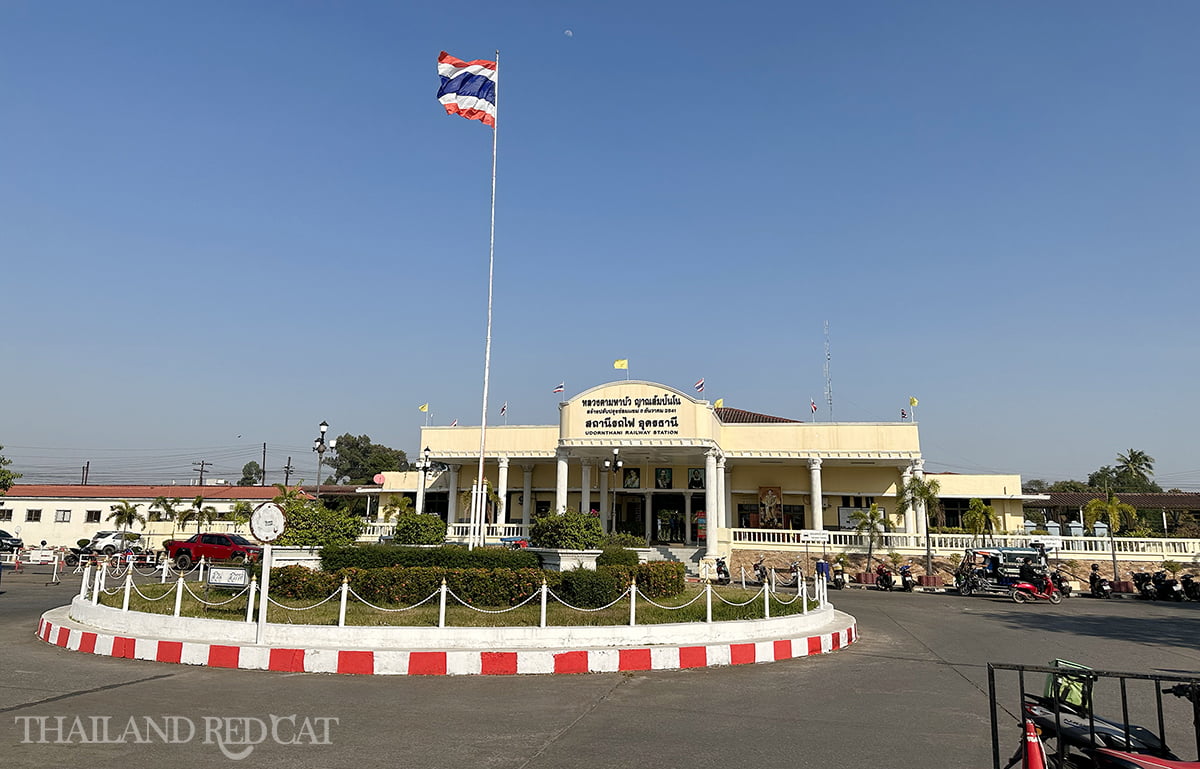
[163,533,263,570]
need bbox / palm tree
[849,503,886,573]
[1116,449,1155,482]
[381,495,415,522]
[1083,492,1138,582]
[229,500,255,532]
[188,495,218,536]
[896,474,943,574]
[150,495,182,528]
[962,498,999,546]
[458,479,502,524]
[106,501,146,550]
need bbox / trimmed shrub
[600,561,686,599]
[558,567,620,608]
[529,509,604,550]
[320,544,539,571]
[603,532,645,548]
[596,546,639,567]
[269,564,339,599]
[390,513,447,545]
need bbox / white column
[580,461,592,515]
[521,465,533,528]
[913,458,927,536]
[684,493,693,544]
[447,465,460,525]
[719,456,730,531]
[415,464,428,515]
[599,466,610,526]
[497,457,510,527]
[704,450,718,557]
[555,450,568,513]
[809,457,824,531]
[900,464,914,533]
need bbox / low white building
[0,484,280,549]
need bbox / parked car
[163,533,263,570]
[87,530,143,555]
[0,529,23,553]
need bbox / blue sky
[3,2,1198,489]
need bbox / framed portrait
[623,467,641,489]
[758,486,782,526]
[655,468,673,489]
[687,468,704,489]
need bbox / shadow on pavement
[996,602,1200,648]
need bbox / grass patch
[97,582,818,627]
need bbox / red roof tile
[3,484,281,501]
[715,407,800,424]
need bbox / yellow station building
[386,380,1030,559]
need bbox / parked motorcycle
[752,556,768,585]
[1151,570,1185,601]
[1050,569,1072,598]
[1089,568,1114,599]
[1010,579,1062,604]
[899,563,917,592]
[874,563,894,591]
[1130,572,1158,600]
[714,557,731,585]
[830,562,847,590]
[1181,573,1200,601]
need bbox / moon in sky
[564,29,573,37]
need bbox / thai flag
[500,402,507,416]
[450,419,458,427]
[694,378,705,393]
[437,51,497,127]
[811,399,818,414]
[900,408,907,420]
[553,382,565,394]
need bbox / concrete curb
[36,607,858,676]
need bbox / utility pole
[261,443,267,486]
[81,461,90,485]
[283,457,294,485]
[193,460,211,486]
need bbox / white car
[87,530,141,555]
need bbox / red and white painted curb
[37,613,857,676]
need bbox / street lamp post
[602,448,623,534]
[312,421,336,505]
[415,446,432,515]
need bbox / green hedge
[600,562,686,599]
[319,544,539,571]
[559,568,620,608]
[390,513,447,545]
[529,510,604,549]
[596,546,639,567]
[269,564,563,606]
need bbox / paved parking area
[3,567,1199,768]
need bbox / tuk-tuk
[955,545,1047,596]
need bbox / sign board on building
[1031,537,1063,552]
[207,566,250,590]
[798,530,831,543]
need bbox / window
[26,509,42,522]
[0,509,11,522]
[55,510,71,523]
[86,510,102,523]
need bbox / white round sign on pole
[250,502,286,543]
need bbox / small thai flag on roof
[499,402,507,416]
[811,399,818,414]
[694,378,705,393]
[437,51,497,127]
[553,382,565,394]
[450,419,458,427]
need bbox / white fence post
[740,567,746,589]
[629,580,637,626]
[438,580,448,628]
[338,578,349,628]
[198,556,206,583]
[122,572,132,612]
[245,576,257,623]
[173,577,184,617]
[91,563,105,604]
[539,581,548,628]
[763,584,770,619]
[802,580,808,615]
[79,563,93,599]
[705,581,712,623]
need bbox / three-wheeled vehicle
[955,544,1048,596]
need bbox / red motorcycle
[1010,578,1062,605]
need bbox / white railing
[729,529,1200,561]
[446,523,529,543]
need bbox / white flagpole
[471,49,499,551]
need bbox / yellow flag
[909,396,918,408]
[418,403,429,412]
[714,398,724,408]
[613,359,628,370]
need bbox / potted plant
[527,509,605,571]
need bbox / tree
[1022,479,1050,494]
[186,495,218,535]
[271,484,363,547]
[962,498,999,546]
[237,461,264,486]
[1089,459,1161,494]
[896,474,942,574]
[150,496,182,526]
[849,503,886,573]
[323,434,409,485]
[229,500,254,531]
[1047,480,1093,493]
[1116,449,1155,482]
[1082,493,1137,534]
[458,479,503,524]
[106,501,146,546]
[381,495,415,522]
[0,444,21,493]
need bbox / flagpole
[471,49,500,550]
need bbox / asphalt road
[3,566,1199,769]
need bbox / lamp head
[328,438,337,450]
[319,420,329,435]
